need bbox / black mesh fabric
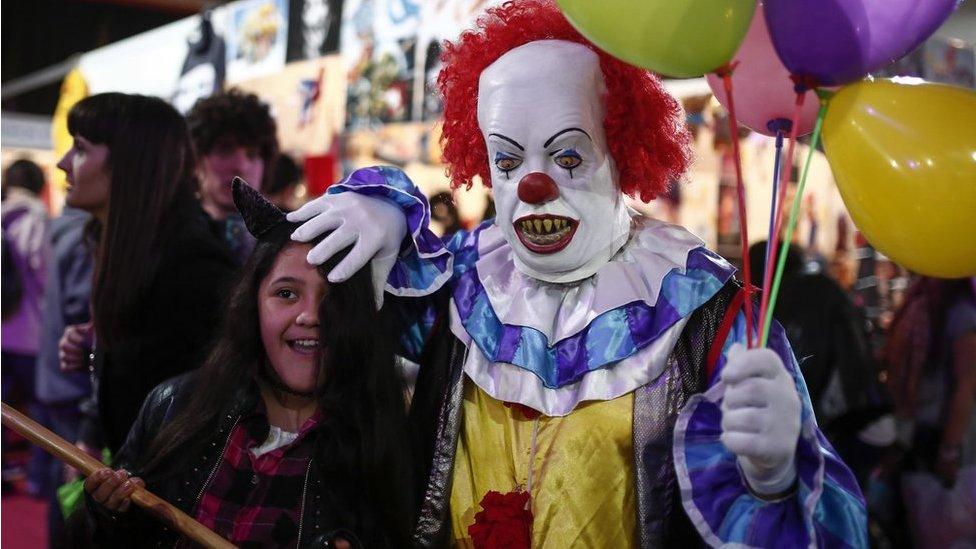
[634,280,741,548]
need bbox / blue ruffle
[674,314,868,548]
[450,223,735,389]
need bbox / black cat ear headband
[232,177,286,238]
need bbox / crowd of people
[1,2,974,547]
[1,89,335,545]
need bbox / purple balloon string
[765,119,789,290]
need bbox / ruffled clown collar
[449,217,735,416]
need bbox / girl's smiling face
[258,242,327,394]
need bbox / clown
[289,2,866,547]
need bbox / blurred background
[2,1,975,547]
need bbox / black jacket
[92,201,237,453]
[87,373,365,548]
[773,272,883,429]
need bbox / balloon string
[758,90,805,342]
[719,69,755,347]
[765,130,785,290]
[760,99,828,347]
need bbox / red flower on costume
[468,490,533,549]
[503,401,542,420]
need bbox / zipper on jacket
[174,415,241,548]
[295,458,313,548]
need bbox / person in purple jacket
[1,158,48,494]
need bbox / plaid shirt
[193,405,321,548]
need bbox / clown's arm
[288,166,454,309]
[289,166,469,360]
[673,312,868,548]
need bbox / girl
[83,181,414,547]
[56,93,238,454]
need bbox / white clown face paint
[478,40,631,283]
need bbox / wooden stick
[1,402,236,549]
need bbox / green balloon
[557,0,757,78]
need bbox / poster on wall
[234,56,346,157]
[173,11,228,113]
[78,0,290,98]
[77,16,204,98]
[339,0,500,127]
[76,0,291,104]
[340,0,422,127]
[413,0,497,120]
[225,0,290,83]
[333,0,499,227]
[287,0,344,61]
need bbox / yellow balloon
[823,79,976,278]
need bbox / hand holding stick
[1,402,235,549]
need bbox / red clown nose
[517,172,560,204]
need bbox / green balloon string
[760,98,829,348]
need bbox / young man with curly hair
[187,89,279,263]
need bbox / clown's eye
[494,154,522,174]
[554,151,582,170]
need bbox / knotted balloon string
[760,95,829,347]
[758,76,813,344]
[715,62,755,347]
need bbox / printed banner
[287,0,344,61]
[225,0,290,83]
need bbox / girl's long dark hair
[140,224,414,545]
[68,93,198,348]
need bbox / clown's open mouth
[514,214,578,254]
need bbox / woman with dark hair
[883,277,976,478]
[881,276,976,545]
[56,93,237,454]
[83,181,413,547]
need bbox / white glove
[288,192,407,309]
[720,344,801,496]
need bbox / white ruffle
[475,217,706,344]
[450,299,690,416]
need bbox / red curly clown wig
[437,0,691,202]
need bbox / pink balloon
[706,4,821,137]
